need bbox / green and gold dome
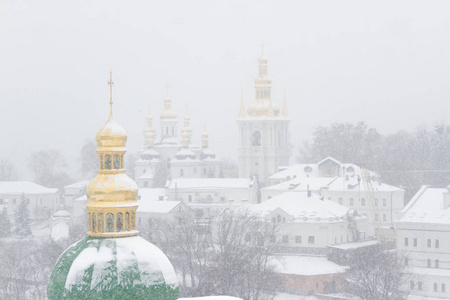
[48,73,179,300]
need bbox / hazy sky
[1,0,450,180]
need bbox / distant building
[0,181,59,219]
[63,180,89,215]
[237,52,290,187]
[134,95,221,188]
[263,157,405,239]
[251,191,372,255]
[165,177,258,216]
[396,185,450,299]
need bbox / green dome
[48,236,179,300]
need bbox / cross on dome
[108,71,114,116]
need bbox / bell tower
[237,49,290,187]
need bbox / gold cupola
[86,72,139,238]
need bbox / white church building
[134,94,222,188]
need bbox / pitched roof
[0,181,58,194]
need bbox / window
[383,214,387,222]
[418,282,423,291]
[428,239,431,247]
[277,215,281,223]
[413,238,417,247]
[106,213,114,232]
[442,283,446,293]
[144,181,148,187]
[251,131,261,146]
[375,198,378,206]
[383,198,386,206]
[188,195,192,202]
[125,212,130,231]
[282,235,289,243]
[105,155,112,169]
[375,214,378,221]
[100,155,104,169]
[116,213,123,232]
[405,238,408,246]
[295,236,302,243]
[427,259,431,268]
[98,213,104,232]
[203,168,206,175]
[404,258,409,266]
[113,154,120,169]
[435,239,440,248]
[435,259,439,268]
[350,198,354,206]
[361,198,366,206]
[131,212,135,230]
[92,213,97,233]
[338,198,343,205]
[180,169,184,176]
[434,283,438,292]
[193,167,197,173]
[308,236,315,244]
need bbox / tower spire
[108,71,114,117]
[261,40,264,57]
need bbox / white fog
[0,1,450,299]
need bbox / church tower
[47,73,178,299]
[237,50,290,187]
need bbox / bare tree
[143,209,280,300]
[28,150,71,188]
[0,159,19,181]
[344,244,410,300]
[80,139,98,178]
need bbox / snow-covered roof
[53,210,71,218]
[138,188,166,201]
[73,195,87,202]
[252,191,351,222]
[138,168,154,180]
[141,148,161,157]
[326,177,402,193]
[263,177,336,192]
[167,178,253,190]
[64,180,90,189]
[328,239,379,250]
[270,159,378,181]
[398,186,450,224]
[273,255,348,276]
[137,200,187,214]
[0,181,58,194]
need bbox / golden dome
[96,115,127,151]
[85,73,139,238]
[160,98,177,120]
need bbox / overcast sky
[1,0,450,180]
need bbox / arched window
[113,154,120,169]
[125,212,130,231]
[131,212,135,230]
[105,155,112,170]
[116,213,123,232]
[180,169,184,176]
[92,213,97,233]
[100,155,104,170]
[251,131,261,146]
[98,213,104,233]
[106,213,114,232]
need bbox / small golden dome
[160,98,177,120]
[96,116,127,151]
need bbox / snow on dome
[48,236,179,299]
[95,116,127,150]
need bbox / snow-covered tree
[80,139,98,178]
[344,244,410,300]
[14,194,31,238]
[0,159,19,181]
[28,150,71,188]
[0,207,11,237]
